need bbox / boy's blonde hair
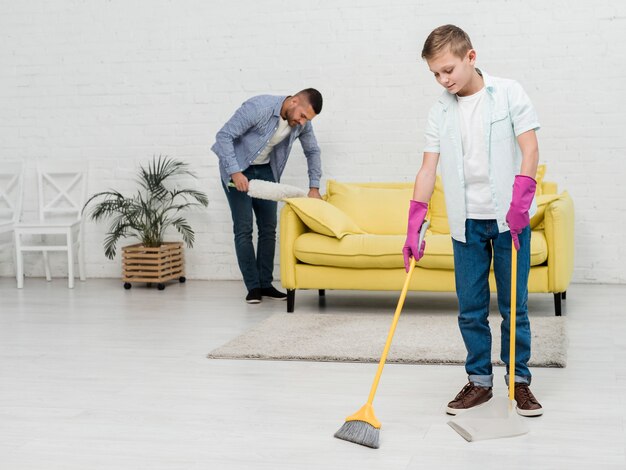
[422,25,473,61]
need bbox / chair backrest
[37,161,88,223]
[0,162,25,225]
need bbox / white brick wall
[1,0,625,283]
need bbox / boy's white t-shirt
[252,117,291,165]
[457,87,496,219]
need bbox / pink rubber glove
[506,175,537,251]
[402,200,428,272]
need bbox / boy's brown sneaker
[514,383,543,417]
[446,382,493,415]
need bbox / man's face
[427,48,476,96]
[284,96,316,127]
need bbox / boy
[403,25,543,416]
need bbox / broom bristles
[334,420,380,449]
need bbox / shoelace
[516,385,539,405]
[455,383,481,400]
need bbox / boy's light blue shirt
[211,95,322,188]
[424,70,540,242]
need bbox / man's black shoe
[261,286,287,301]
[245,288,262,304]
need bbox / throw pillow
[428,175,450,234]
[535,164,546,196]
[530,193,563,229]
[285,197,365,239]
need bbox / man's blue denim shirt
[211,95,322,188]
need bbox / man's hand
[308,187,322,199]
[231,172,249,192]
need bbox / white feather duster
[229,179,307,201]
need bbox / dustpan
[447,240,530,442]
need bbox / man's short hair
[296,88,323,115]
[422,25,473,61]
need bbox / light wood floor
[0,279,624,469]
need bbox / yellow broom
[334,220,429,448]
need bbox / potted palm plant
[83,156,208,290]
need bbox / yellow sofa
[280,166,574,315]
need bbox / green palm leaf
[83,156,209,259]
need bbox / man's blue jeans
[452,219,532,388]
[222,164,277,292]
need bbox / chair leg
[78,229,86,281]
[562,291,566,300]
[554,293,562,316]
[67,230,74,289]
[287,289,295,313]
[14,232,24,289]
[319,289,325,297]
[42,251,52,281]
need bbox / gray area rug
[208,313,567,367]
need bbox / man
[211,89,323,304]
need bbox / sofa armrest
[280,204,307,289]
[544,191,575,292]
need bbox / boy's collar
[438,68,495,108]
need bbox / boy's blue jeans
[452,219,532,388]
[222,164,277,292]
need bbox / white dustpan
[447,396,529,442]
[448,241,530,442]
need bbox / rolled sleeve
[423,104,441,153]
[508,81,540,136]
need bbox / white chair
[14,162,87,288]
[0,162,25,282]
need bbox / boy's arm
[403,151,439,271]
[508,129,539,250]
[517,130,539,178]
[412,152,440,202]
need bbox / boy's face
[427,48,477,96]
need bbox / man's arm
[517,129,539,178]
[298,122,322,198]
[413,152,440,202]
[212,101,259,190]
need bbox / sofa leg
[562,291,566,300]
[319,289,325,297]
[287,289,295,313]
[554,293,562,316]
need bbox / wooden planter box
[122,242,185,290]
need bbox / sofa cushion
[535,164,546,196]
[293,230,549,269]
[294,232,405,268]
[326,180,413,235]
[429,176,450,234]
[284,197,364,239]
[530,193,563,229]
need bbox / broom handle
[366,220,429,405]
[509,240,517,402]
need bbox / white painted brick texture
[1,1,625,283]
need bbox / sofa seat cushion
[294,233,405,269]
[293,230,549,269]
